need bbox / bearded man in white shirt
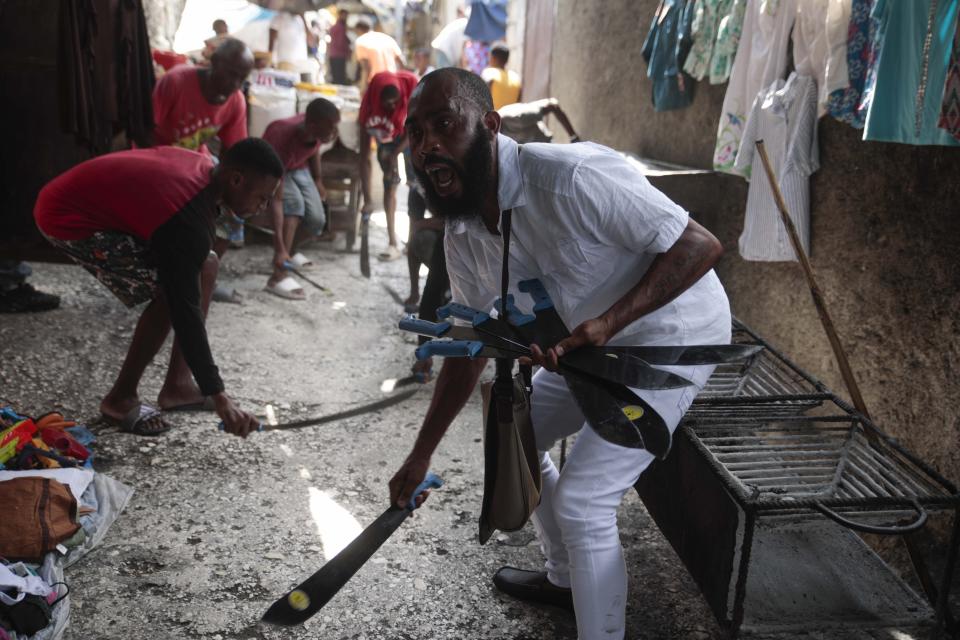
[389,68,731,640]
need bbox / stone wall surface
[550,0,960,485]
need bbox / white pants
[528,363,715,640]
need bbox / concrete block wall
[548,0,960,485]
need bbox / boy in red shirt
[358,70,419,264]
[261,98,341,299]
[34,140,282,437]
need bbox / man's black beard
[413,123,494,222]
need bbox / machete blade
[518,278,672,456]
[562,368,672,457]
[261,507,410,626]
[560,350,695,390]
[261,473,442,626]
[584,343,763,366]
[360,213,371,278]
[266,388,418,431]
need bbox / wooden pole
[753,140,871,421]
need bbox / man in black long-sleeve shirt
[34,139,282,436]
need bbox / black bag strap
[494,207,514,421]
[495,145,529,420]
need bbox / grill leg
[936,506,960,634]
[902,525,954,629]
[730,509,756,638]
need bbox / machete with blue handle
[517,278,675,457]
[261,473,443,626]
[437,302,533,354]
[404,305,695,390]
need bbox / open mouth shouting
[425,161,460,196]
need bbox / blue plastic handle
[407,472,443,510]
[218,421,264,433]
[437,301,486,323]
[518,279,555,312]
[494,295,536,326]
[415,340,484,360]
[398,315,452,337]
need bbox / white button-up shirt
[444,134,731,347]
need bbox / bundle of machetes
[402,278,762,458]
[260,278,761,628]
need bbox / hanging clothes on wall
[862,0,960,146]
[59,0,101,152]
[684,0,732,81]
[711,0,748,82]
[937,10,960,140]
[793,0,851,116]
[734,73,819,261]
[826,0,878,128]
[713,0,797,175]
[642,0,697,111]
[684,0,747,84]
[117,0,156,148]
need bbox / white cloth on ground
[713,0,797,175]
[0,468,94,503]
[734,72,819,261]
[0,562,53,605]
[793,0,852,116]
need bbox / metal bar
[836,399,958,495]
[698,431,846,442]
[846,447,926,498]
[731,317,832,392]
[848,436,946,496]
[711,442,844,453]
[693,393,833,405]
[744,479,833,489]
[859,436,953,496]
[722,460,838,471]
[714,447,843,459]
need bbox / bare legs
[144,253,219,409]
[405,223,420,308]
[384,182,398,248]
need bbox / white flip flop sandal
[290,252,314,269]
[265,275,306,300]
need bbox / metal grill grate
[690,318,831,418]
[684,410,956,516]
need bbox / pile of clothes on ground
[0,407,132,640]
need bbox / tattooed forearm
[601,219,723,337]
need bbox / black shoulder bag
[477,196,542,544]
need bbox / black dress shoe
[492,566,574,612]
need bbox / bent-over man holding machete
[388,68,732,639]
[34,140,282,438]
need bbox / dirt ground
[1,213,954,640]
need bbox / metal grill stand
[636,319,960,637]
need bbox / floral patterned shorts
[44,231,160,308]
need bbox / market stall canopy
[464,0,507,42]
